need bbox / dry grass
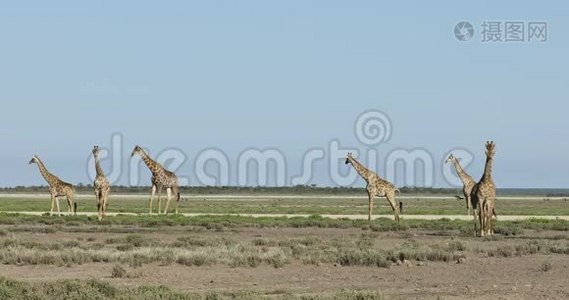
[485,240,569,257]
[0,231,469,269]
[0,276,385,299]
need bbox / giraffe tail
[74,202,77,214]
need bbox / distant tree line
[545,193,569,197]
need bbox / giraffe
[345,153,400,223]
[92,146,110,220]
[473,141,497,237]
[131,146,181,214]
[445,154,477,217]
[28,155,76,215]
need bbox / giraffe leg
[70,195,76,215]
[367,191,375,221]
[102,188,109,219]
[101,193,106,220]
[483,203,488,235]
[478,202,483,237]
[471,197,479,236]
[466,196,478,236]
[473,206,478,237]
[484,206,490,236]
[149,185,156,214]
[50,194,56,214]
[487,202,494,235]
[157,187,163,214]
[465,194,471,216]
[99,190,105,220]
[486,203,492,235]
[164,188,172,214]
[100,191,104,220]
[385,191,400,224]
[491,207,496,234]
[175,193,180,214]
[486,214,491,235]
[55,196,61,215]
[368,195,374,222]
[66,195,73,214]
[478,200,486,237]
[73,196,77,215]
[95,190,102,221]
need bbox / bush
[111,265,127,278]
[125,234,149,247]
[494,225,523,236]
[336,249,390,268]
[247,255,262,267]
[128,254,145,268]
[333,289,384,300]
[176,253,214,267]
[0,277,193,299]
[447,241,466,251]
[116,244,134,251]
[267,253,289,268]
[488,246,514,257]
[541,261,553,272]
[252,238,276,247]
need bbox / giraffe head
[92,145,101,156]
[485,141,496,157]
[345,152,353,164]
[131,145,144,157]
[28,155,39,165]
[445,154,455,164]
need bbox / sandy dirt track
[1,211,568,221]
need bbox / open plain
[0,193,568,299]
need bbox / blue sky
[0,1,567,188]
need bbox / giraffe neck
[451,157,474,185]
[94,153,105,177]
[348,157,372,181]
[34,158,58,186]
[481,155,494,181]
[138,150,162,174]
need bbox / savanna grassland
[1,193,569,216]
[1,193,569,299]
